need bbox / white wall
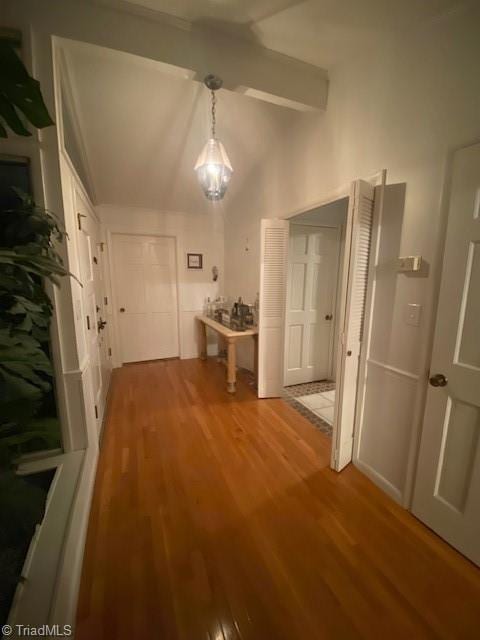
[225,3,480,504]
[97,205,224,361]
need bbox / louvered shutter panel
[258,218,289,398]
[333,180,375,470]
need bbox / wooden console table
[196,315,258,393]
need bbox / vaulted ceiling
[62,41,301,211]
[95,0,462,67]
[63,0,464,212]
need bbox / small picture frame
[187,253,203,269]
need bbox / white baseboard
[49,445,99,633]
[353,458,403,505]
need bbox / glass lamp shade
[194,138,233,201]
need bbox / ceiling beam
[8,0,328,111]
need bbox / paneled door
[75,188,104,434]
[112,234,179,363]
[412,143,480,566]
[284,225,339,386]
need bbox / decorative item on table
[221,309,231,327]
[187,253,203,269]
[230,297,251,332]
[203,296,212,316]
[244,305,254,327]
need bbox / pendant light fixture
[195,74,233,201]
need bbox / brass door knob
[429,373,447,387]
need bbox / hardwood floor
[76,358,480,640]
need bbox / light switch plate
[405,303,422,327]
[398,256,422,272]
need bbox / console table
[196,315,258,393]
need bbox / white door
[258,219,289,398]
[112,234,179,364]
[412,143,480,566]
[285,225,339,386]
[333,179,376,471]
[75,188,103,434]
[93,242,111,410]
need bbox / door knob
[429,373,447,387]
[325,314,333,320]
[98,319,107,331]
[119,307,125,313]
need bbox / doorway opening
[257,177,382,471]
[283,197,348,435]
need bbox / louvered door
[258,219,289,398]
[333,180,375,470]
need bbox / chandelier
[194,74,233,201]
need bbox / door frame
[107,231,181,367]
[281,173,385,471]
[283,223,342,386]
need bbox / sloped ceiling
[65,0,463,212]
[63,42,302,212]
[96,0,462,67]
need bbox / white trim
[8,452,85,629]
[53,41,98,203]
[282,171,384,222]
[330,180,356,470]
[366,358,420,381]
[329,225,343,380]
[284,185,351,220]
[354,458,403,504]
[49,446,99,628]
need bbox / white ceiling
[64,0,464,211]
[97,0,462,67]
[63,42,301,210]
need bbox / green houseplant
[0,188,69,463]
[0,37,61,462]
[0,38,54,138]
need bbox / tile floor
[282,380,336,436]
[296,390,335,425]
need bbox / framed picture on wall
[187,253,203,269]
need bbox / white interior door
[258,219,289,398]
[112,234,179,364]
[333,179,376,471]
[285,225,339,386]
[412,143,480,566]
[92,242,111,411]
[75,188,103,434]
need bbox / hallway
[76,359,480,640]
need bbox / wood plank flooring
[76,358,480,640]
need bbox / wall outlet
[405,303,422,327]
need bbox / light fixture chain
[211,89,216,139]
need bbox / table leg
[199,320,207,360]
[217,334,227,363]
[253,334,259,388]
[227,339,236,393]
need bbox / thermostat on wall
[397,256,422,272]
